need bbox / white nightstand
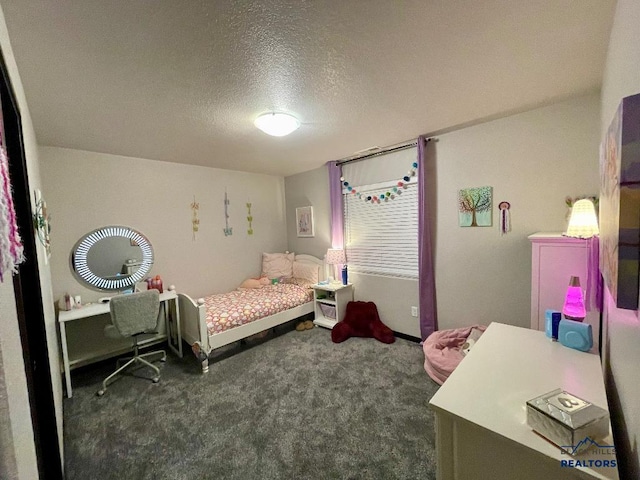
[312,283,354,329]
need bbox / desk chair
[97,290,166,396]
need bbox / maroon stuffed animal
[331,301,395,344]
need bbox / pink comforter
[422,325,487,385]
[204,283,313,336]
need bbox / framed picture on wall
[600,92,640,310]
[458,186,493,227]
[296,206,314,237]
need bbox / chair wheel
[152,377,160,383]
[96,389,105,396]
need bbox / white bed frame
[178,254,326,373]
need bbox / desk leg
[434,413,455,480]
[174,296,182,357]
[166,297,183,358]
[59,322,72,398]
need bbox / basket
[319,303,336,319]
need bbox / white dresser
[429,323,618,480]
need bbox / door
[0,48,63,479]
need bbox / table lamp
[562,276,586,321]
[565,199,599,239]
[326,248,346,284]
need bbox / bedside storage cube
[312,283,353,329]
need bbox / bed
[178,254,325,372]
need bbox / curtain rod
[336,137,437,166]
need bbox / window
[343,179,418,278]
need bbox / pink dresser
[529,233,600,352]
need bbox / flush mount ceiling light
[254,112,300,137]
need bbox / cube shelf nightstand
[312,283,354,329]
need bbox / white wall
[0,3,61,479]
[286,166,331,260]
[40,147,288,303]
[285,94,600,338]
[599,0,640,477]
[434,94,600,331]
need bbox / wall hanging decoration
[498,201,511,235]
[458,186,493,227]
[223,189,233,236]
[0,143,24,281]
[600,92,640,310]
[296,206,314,237]
[340,160,418,204]
[190,195,199,241]
[246,202,253,235]
[33,189,51,262]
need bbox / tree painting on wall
[458,186,492,227]
[600,92,640,310]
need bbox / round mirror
[70,226,154,291]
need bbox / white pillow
[261,252,295,279]
[292,261,319,286]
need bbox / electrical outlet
[411,306,418,317]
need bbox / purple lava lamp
[562,276,586,321]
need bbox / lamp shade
[326,248,346,265]
[562,276,586,321]
[565,199,599,239]
[254,112,300,136]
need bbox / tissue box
[526,389,609,454]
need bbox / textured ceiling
[1,0,616,176]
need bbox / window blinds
[343,181,418,279]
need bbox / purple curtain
[418,136,437,340]
[327,161,344,249]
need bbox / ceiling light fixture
[254,112,300,137]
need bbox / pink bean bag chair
[423,325,487,385]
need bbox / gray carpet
[64,323,439,480]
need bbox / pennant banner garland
[340,161,418,204]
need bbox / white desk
[58,289,182,398]
[429,323,618,480]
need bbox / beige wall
[285,94,600,337]
[434,94,600,331]
[286,166,331,260]
[40,147,288,303]
[600,0,640,477]
[0,3,61,479]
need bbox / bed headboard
[294,254,327,283]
